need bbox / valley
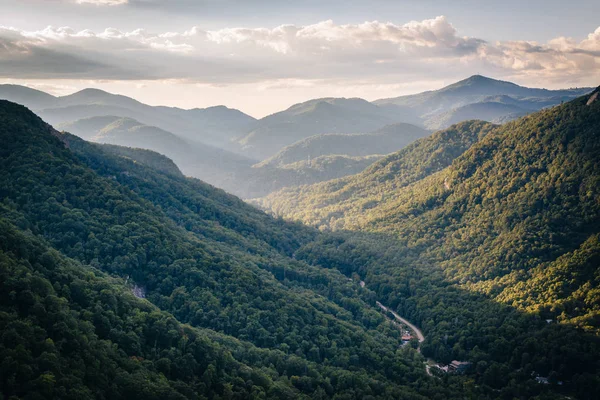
[0,82,598,400]
[2,2,599,398]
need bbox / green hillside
[57,115,258,195]
[257,123,428,168]
[259,89,600,330]
[256,120,497,226]
[2,92,600,399]
[256,90,600,398]
[0,100,461,399]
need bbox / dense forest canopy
[1,88,599,400]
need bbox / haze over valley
[1,1,599,399]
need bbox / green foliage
[260,91,600,398]
[2,88,600,400]
[0,100,459,399]
[256,120,495,227]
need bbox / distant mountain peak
[74,88,111,95]
[443,75,519,91]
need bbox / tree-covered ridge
[0,100,462,399]
[257,123,429,168]
[0,218,298,399]
[255,120,496,227]
[94,143,184,177]
[2,97,600,399]
[56,114,259,197]
[258,90,600,333]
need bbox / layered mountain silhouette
[235,97,421,159]
[258,123,429,168]
[57,115,256,191]
[1,85,600,399]
[375,75,591,129]
[1,76,593,200]
[0,85,256,148]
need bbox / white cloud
[75,0,128,5]
[0,17,598,88]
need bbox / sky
[1,0,599,117]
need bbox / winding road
[376,301,425,342]
[361,281,438,376]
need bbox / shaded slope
[258,123,429,168]
[259,90,600,333]
[0,100,450,399]
[58,115,257,193]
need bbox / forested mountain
[57,116,405,199]
[257,89,600,334]
[0,99,456,399]
[1,78,590,164]
[238,154,384,199]
[2,91,600,400]
[254,89,600,398]
[374,75,592,130]
[258,123,429,168]
[235,98,418,159]
[0,85,256,148]
[256,120,497,221]
[56,115,257,194]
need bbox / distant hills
[375,75,591,129]
[235,97,420,159]
[258,123,429,168]
[1,77,593,199]
[0,84,256,148]
[56,115,256,192]
[255,119,497,221]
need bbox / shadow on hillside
[291,228,600,398]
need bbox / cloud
[0,17,598,87]
[75,0,128,5]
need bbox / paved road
[376,301,425,342]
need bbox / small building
[448,360,471,373]
[402,334,413,341]
[535,376,549,385]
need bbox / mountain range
[0,76,593,200]
[0,84,256,149]
[1,84,599,399]
[56,115,257,192]
[375,75,591,129]
[235,97,421,159]
[257,123,429,168]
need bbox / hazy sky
[1,0,599,117]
